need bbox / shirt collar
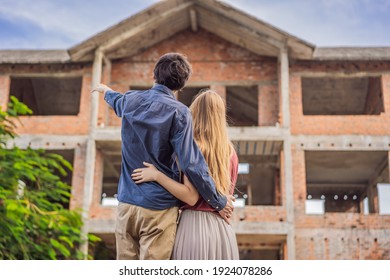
[152,83,175,99]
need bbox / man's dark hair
[153,53,192,91]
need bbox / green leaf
[58,236,74,248]
[48,248,56,260]
[5,200,18,212]
[0,99,99,260]
[88,234,101,243]
[50,238,70,257]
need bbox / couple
[93,53,239,260]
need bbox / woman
[131,89,239,260]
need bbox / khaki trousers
[115,202,178,260]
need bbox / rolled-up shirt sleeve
[170,110,227,210]
[104,90,125,117]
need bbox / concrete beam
[292,71,390,78]
[292,135,390,151]
[7,73,85,78]
[308,183,367,189]
[313,47,390,61]
[95,127,121,141]
[100,150,121,156]
[232,221,288,235]
[90,219,289,236]
[238,244,281,250]
[6,134,88,149]
[232,140,283,156]
[228,127,286,141]
[94,126,288,142]
[296,228,390,237]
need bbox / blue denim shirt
[104,84,227,210]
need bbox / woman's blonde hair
[190,89,233,195]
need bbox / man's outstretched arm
[91,83,125,117]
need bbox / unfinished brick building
[1,0,390,259]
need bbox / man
[92,53,234,260]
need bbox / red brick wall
[3,30,390,260]
[290,61,390,135]
[295,229,390,259]
[104,29,279,127]
[290,60,390,258]
[232,206,286,223]
[16,74,91,135]
[259,84,278,126]
[292,148,390,259]
[0,64,93,135]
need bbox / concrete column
[279,47,295,259]
[103,56,112,85]
[80,49,103,257]
[100,56,112,127]
[91,149,105,208]
[0,75,10,109]
[69,144,87,210]
[280,48,290,128]
[257,85,262,126]
[90,49,103,130]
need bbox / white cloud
[0,0,159,48]
[1,0,88,39]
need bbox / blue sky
[0,0,389,49]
